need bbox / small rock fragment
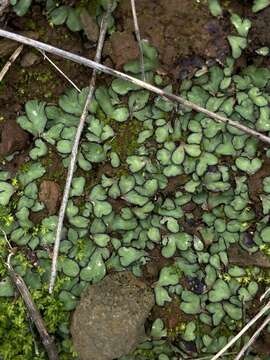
[20,51,39,67]
[0,119,30,156]
[80,8,99,43]
[71,271,154,360]
[39,180,61,215]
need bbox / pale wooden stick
[0,44,23,81]
[0,29,270,144]
[48,8,111,293]
[6,253,59,360]
[260,287,270,302]
[130,0,145,81]
[38,49,81,92]
[210,301,270,360]
[234,314,270,360]
[0,227,13,250]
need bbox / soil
[1,0,270,357]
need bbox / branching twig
[234,314,270,360]
[6,254,59,360]
[0,29,270,145]
[0,44,23,81]
[130,0,145,81]
[210,301,270,360]
[0,228,58,360]
[48,7,111,293]
[38,49,81,92]
[0,227,13,250]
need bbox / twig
[210,301,270,360]
[48,8,111,293]
[260,287,270,302]
[234,314,270,360]
[27,314,40,356]
[0,44,23,81]
[189,352,237,360]
[38,49,81,92]
[0,29,270,145]
[6,253,59,360]
[0,227,13,250]
[0,229,58,359]
[130,0,145,81]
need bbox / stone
[71,271,154,360]
[0,119,30,156]
[80,8,99,43]
[20,52,39,67]
[38,180,61,215]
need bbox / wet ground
[1,0,270,357]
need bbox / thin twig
[210,301,270,360]
[234,314,270,360]
[0,229,58,358]
[130,0,145,81]
[190,352,237,360]
[27,314,40,356]
[6,253,59,360]
[0,227,13,250]
[260,287,270,302]
[0,29,270,145]
[38,49,81,92]
[0,44,23,81]
[48,8,111,293]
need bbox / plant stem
[48,8,111,293]
[39,49,81,92]
[234,314,270,360]
[6,253,59,360]
[210,301,270,360]
[0,45,23,81]
[130,0,145,81]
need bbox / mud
[107,0,231,78]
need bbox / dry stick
[260,287,270,302]
[0,44,23,81]
[5,254,59,360]
[48,10,110,293]
[38,49,81,92]
[234,314,270,360]
[130,0,145,81]
[210,300,270,360]
[1,29,270,144]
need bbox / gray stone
[71,271,154,360]
[20,51,39,67]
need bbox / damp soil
[1,0,270,357]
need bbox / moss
[0,277,76,360]
[167,322,186,339]
[221,266,270,285]
[15,66,60,102]
[106,117,143,161]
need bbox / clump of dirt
[106,0,231,78]
[71,271,155,360]
[0,117,30,157]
